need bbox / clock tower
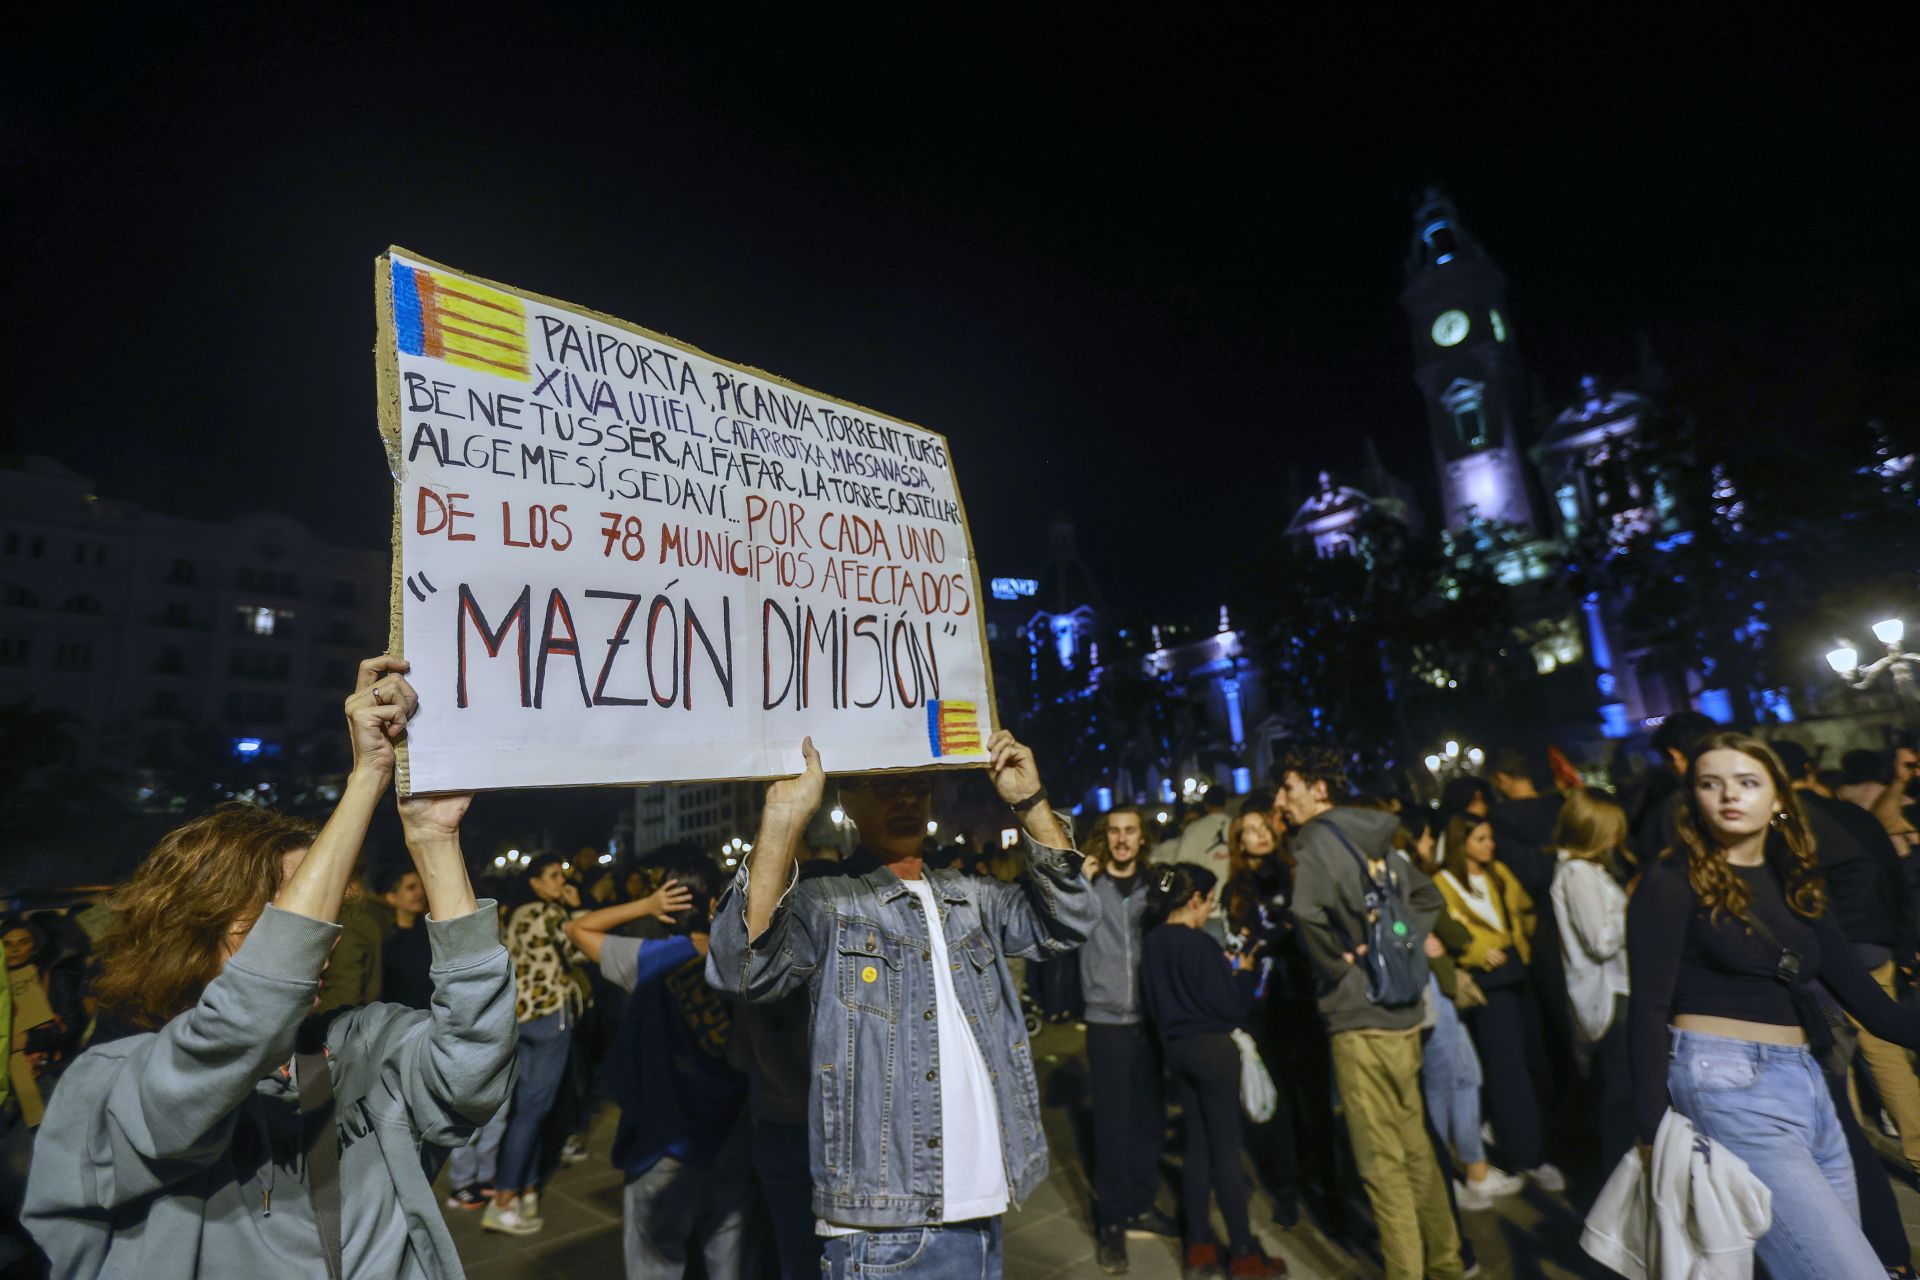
[1400,187,1538,533]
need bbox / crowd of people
[4,654,1920,1280]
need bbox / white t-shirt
[818,876,1009,1234]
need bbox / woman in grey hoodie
[24,656,515,1280]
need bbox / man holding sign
[707,730,1093,1280]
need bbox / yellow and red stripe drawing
[392,260,529,381]
[927,700,982,757]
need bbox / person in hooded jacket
[1281,748,1464,1280]
[22,656,514,1280]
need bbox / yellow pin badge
[861,965,879,984]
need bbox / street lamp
[1425,739,1485,789]
[1828,615,1920,727]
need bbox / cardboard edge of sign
[374,246,1003,798]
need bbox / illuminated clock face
[1431,309,1470,347]
[1490,309,1508,342]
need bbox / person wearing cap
[707,731,1094,1280]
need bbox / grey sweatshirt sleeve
[1288,844,1356,988]
[978,834,1098,959]
[706,862,830,1004]
[24,905,339,1218]
[357,900,516,1145]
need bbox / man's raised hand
[764,737,826,832]
[986,729,1044,807]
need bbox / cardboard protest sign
[374,249,994,793]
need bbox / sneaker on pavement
[1527,1163,1567,1193]
[1228,1248,1288,1277]
[443,1186,487,1211]
[1096,1223,1129,1274]
[1182,1242,1226,1280]
[1453,1179,1493,1212]
[1269,1198,1300,1229]
[1126,1207,1180,1238]
[520,1190,543,1222]
[1469,1166,1526,1198]
[480,1202,542,1236]
[560,1135,589,1165]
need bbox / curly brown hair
[1674,732,1824,923]
[93,803,318,1030]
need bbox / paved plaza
[442,1020,1920,1279]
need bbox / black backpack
[1321,820,1430,1008]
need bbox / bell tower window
[1439,378,1490,453]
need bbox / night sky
[6,10,1915,615]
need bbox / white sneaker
[1468,1167,1526,1198]
[1454,1179,1493,1212]
[1527,1163,1567,1193]
[480,1202,542,1236]
[520,1190,542,1222]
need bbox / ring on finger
[371,685,387,705]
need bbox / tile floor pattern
[447,1023,1920,1279]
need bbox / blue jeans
[497,1009,571,1195]
[446,1103,508,1189]
[821,1219,1003,1279]
[1668,1029,1882,1280]
[1421,977,1485,1167]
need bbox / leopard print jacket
[506,900,586,1024]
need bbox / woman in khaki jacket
[1433,813,1565,1193]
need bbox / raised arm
[708,739,831,1003]
[24,657,407,1215]
[747,737,824,941]
[974,731,1095,957]
[365,711,518,1144]
[565,879,694,965]
[278,655,411,924]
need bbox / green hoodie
[24,902,514,1279]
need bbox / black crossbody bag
[1743,912,1858,1079]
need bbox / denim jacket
[706,835,1096,1229]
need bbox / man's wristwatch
[1010,786,1049,814]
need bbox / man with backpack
[1278,748,1463,1280]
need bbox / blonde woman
[1547,789,1634,1172]
[1433,814,1564,1193]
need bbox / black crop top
[1626,849,1920,1143]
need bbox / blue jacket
[706,836,1096,1229]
